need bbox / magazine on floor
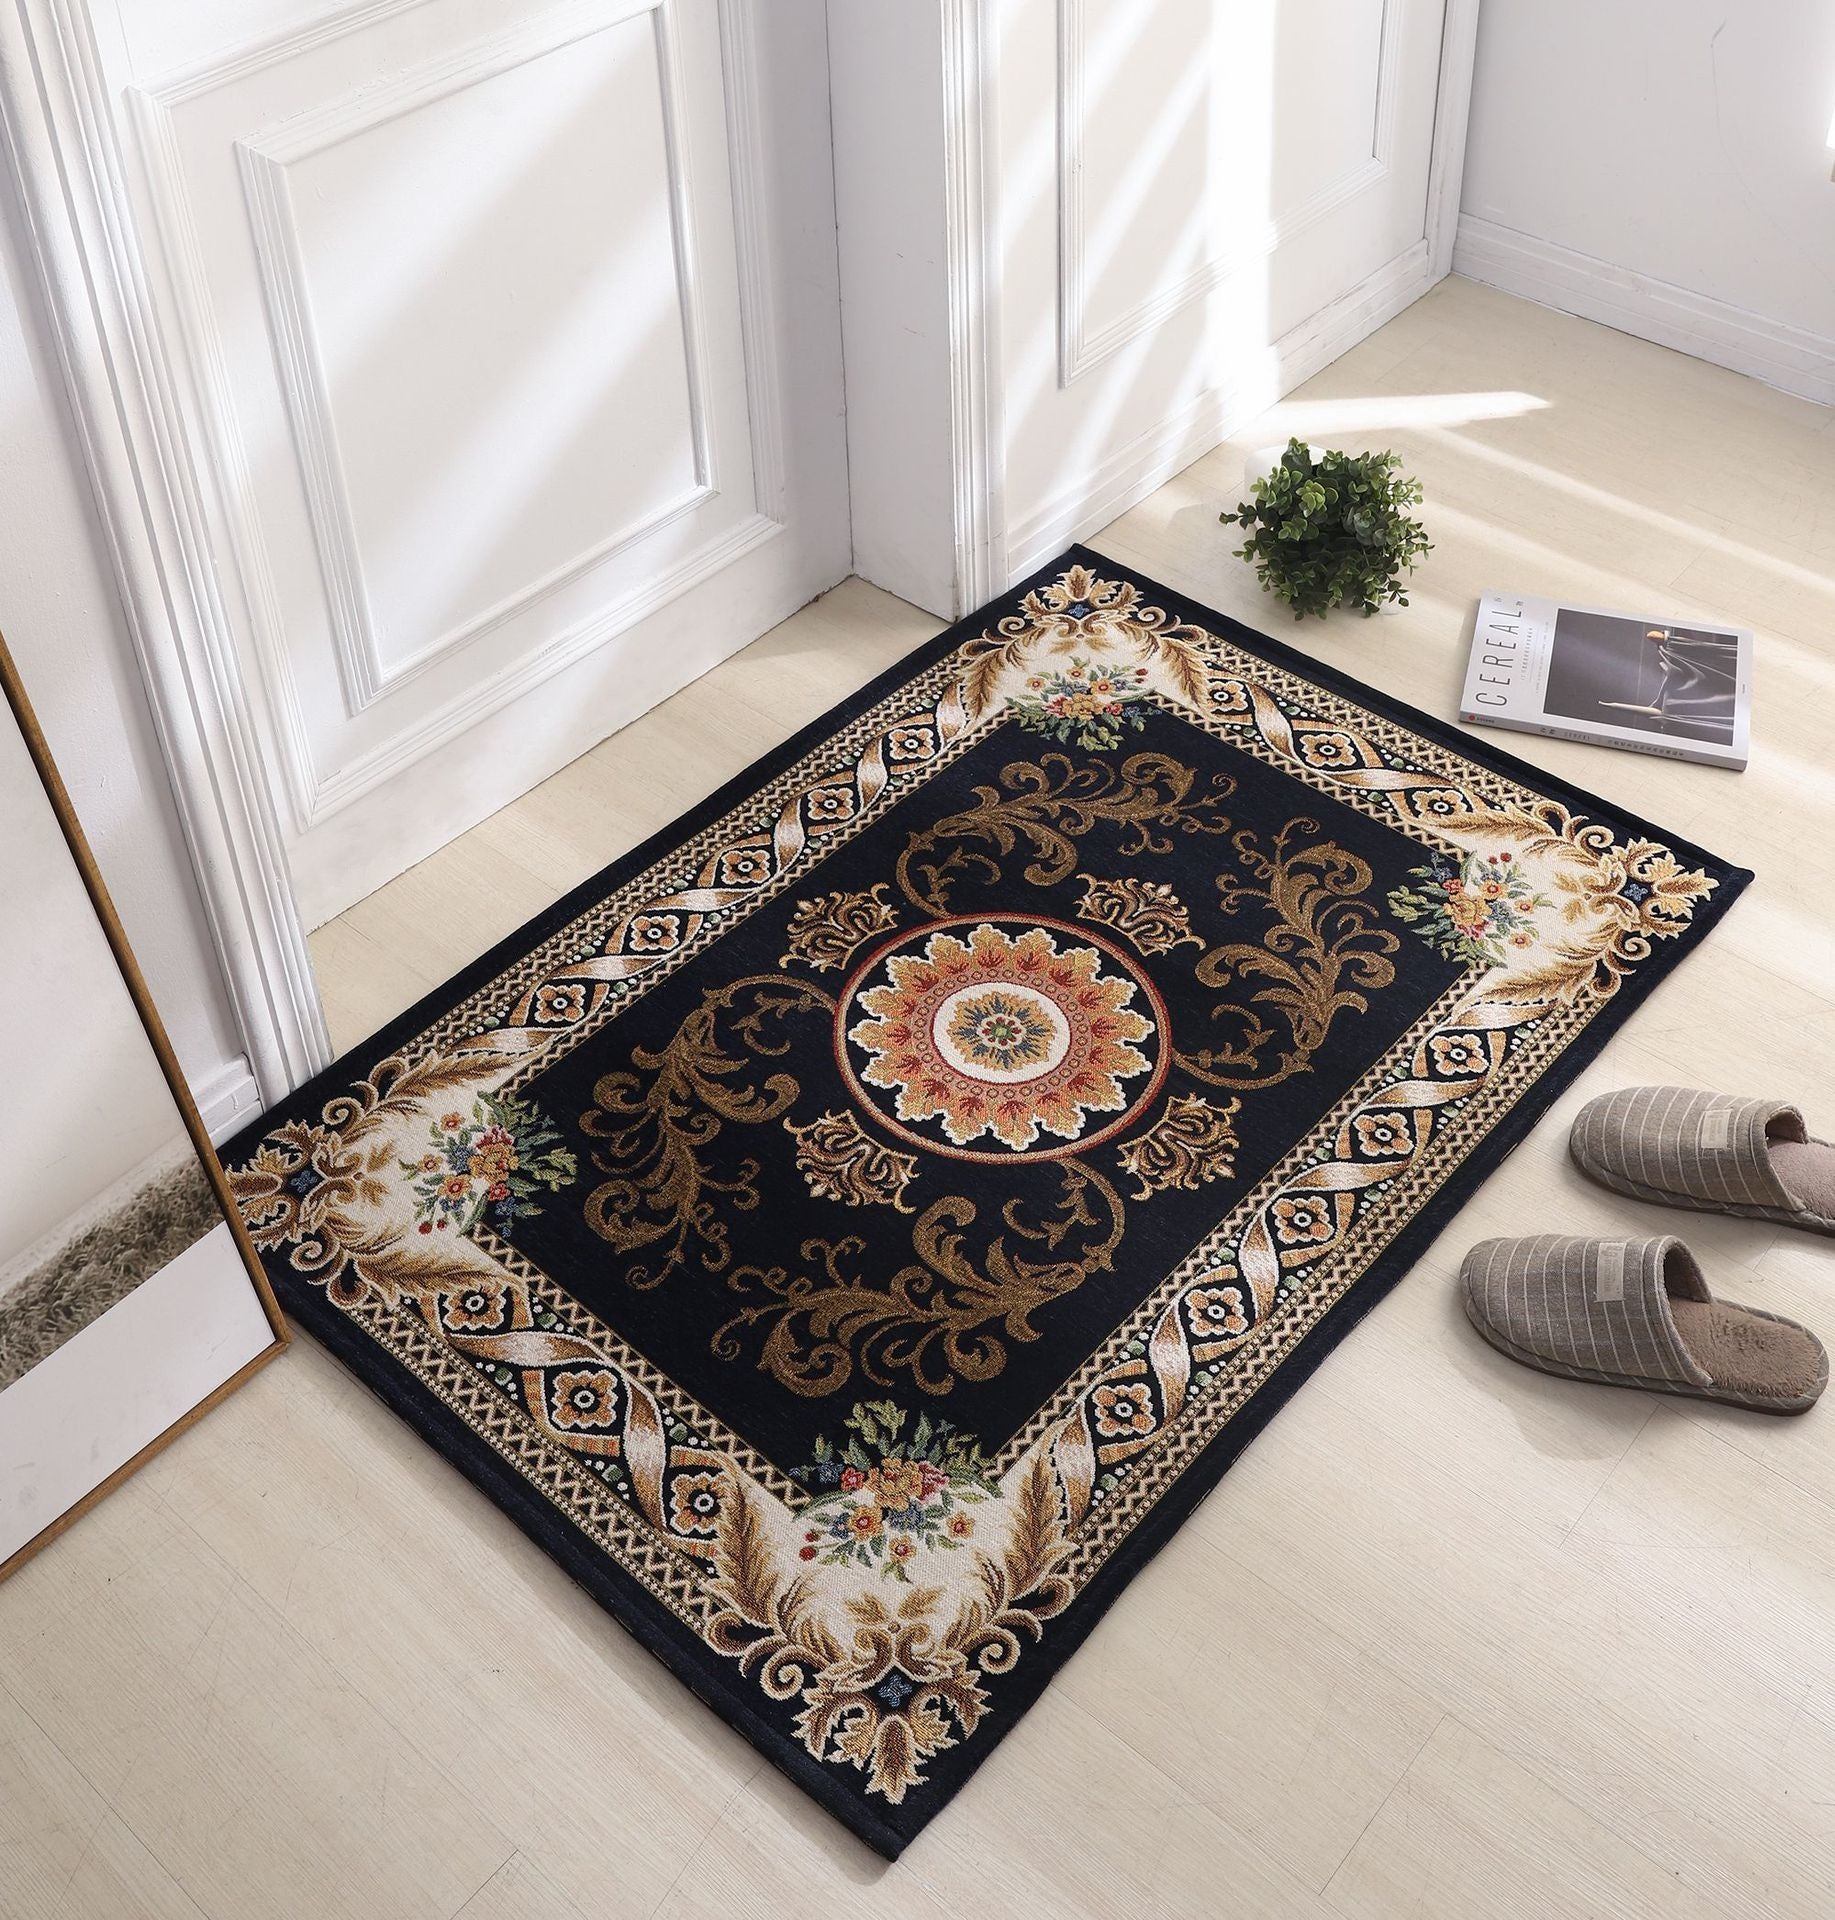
[1459,591,1752,770]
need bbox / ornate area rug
[227,549,1746,1855]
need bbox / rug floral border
[226,547,1747,1856]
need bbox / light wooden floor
[7,276,1835,1919]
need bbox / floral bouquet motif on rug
[1385,849,1551,967]
[791,1400,997,1582]
[1007,657,1151,751]
[401,1092,576,1240]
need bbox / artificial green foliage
[1221,439,1431,620]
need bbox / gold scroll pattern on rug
[448,683,971,1063]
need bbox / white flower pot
[1241,442,1325,492]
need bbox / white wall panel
[1062,0,1401,382]
[1456,0,1835,403]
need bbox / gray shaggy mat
[0,1158,221,1389]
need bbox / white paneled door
[1059,0,1444,381]
[123,0,849,928]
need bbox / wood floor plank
[305,917,439,1057]
[1325,1715,1733,1920]
[0,1685,208,1920]
[449,1854,573,1920]
[145,1340,763,1920]
[898,1689,1339,1920]
[1046,1525,1445,1890]
[1196,1394,1835,1920]
[0,1479,514,1920]
[1562,1404,1835,1704]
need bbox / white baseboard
[1005,239,1439,581]
[1452,215,1835,409]
[189,1056,264,1145]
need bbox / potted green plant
[1221,438,1431,619]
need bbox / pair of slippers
[1462,1087,1835,1415]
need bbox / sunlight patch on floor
[1424,424,1835,605]
[1262,390,1550,436]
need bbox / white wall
[827,0,961,620]
[0,186,256,1136]
[1456,0,1835,404]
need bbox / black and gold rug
[227,550,1746,1855]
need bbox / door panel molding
[941,0,1005,615]
[128,0,785,832]
[137,0,435,106]
[1010,235,1435,579]
[1055,0,1406,388]
[717,0,789,525]
[990,0,1478,578]
[839,0,1471,625]
[306,508,781,819]
[227,0,718,716]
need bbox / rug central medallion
[839,916,1165,1157]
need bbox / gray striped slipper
[1460,1234,1826,1414]
[1570,1086,1835,1236]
